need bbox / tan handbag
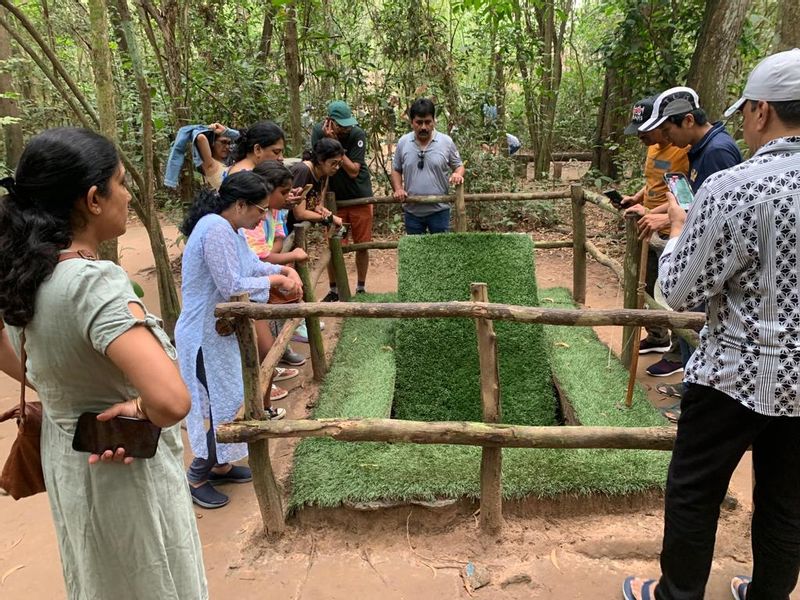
[0,329,45,499]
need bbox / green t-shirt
[311,123,373,200]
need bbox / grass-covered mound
[394,233,554,425]
[288,290,670,510]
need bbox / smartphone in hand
[73,412,161,459]
[663,172,694,210]
[603,189,624,209]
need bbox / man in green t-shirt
[311,101,374,300]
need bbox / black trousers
[656,384,800,600]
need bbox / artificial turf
[288,286,670,510]
[394,233,554,425]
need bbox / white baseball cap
[724,48,800,117]
[638,86,701,132]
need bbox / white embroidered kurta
[175,213,280,463]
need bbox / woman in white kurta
[174,170,302,509]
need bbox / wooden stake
[621,214,643,369]
[229,293,285,535]
[470,283,503,534]
[216,418,679,450]
[571,185,586,304]
[293,223,326,381]
[454,183,467,232]
[328,233,351,301]
[624,239,651,408]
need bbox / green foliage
[394,233,555,425]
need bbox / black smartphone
[72,412,161,459]
[663,172,694,209]
[603,189,624,208]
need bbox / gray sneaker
[281,347,306,366]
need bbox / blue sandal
[731,575,751,600]
[623,576,658,600]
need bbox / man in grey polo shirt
[391,98,465,234]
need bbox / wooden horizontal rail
[340,239,574,253]
[216,418,677,450]
[215,301,706,329]
[335,190,572,207]
[643,292,700,348]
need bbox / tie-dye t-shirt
[241,209,287,260]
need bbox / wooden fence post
[329,233,352,302]
[229,293,285,535]
[454,182,467,232]
[571,185,586,305]
[293,224,327,381]
[470,283,503,535]
[621,214,643,369]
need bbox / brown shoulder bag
[0,328,45,499]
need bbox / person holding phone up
[0,129,207,598]
[619,95,690,360]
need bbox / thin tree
[687,0,752,120]
[283,0,303,156]
[0,6,22,169]
[774,0,800,51]
[88,0,119,263]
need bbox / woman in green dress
[0,128,207,599]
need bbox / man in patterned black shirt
[624,48,800,600]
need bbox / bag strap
[18,328,27,423]
[17,250,97,422]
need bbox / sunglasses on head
[417,150,425,170]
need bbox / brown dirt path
[0,222,778,600]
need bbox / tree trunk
[88,0,119,263]
[593,65,628,179]
[512,1,537,156]
[687,0,751,121]
[775,1,800,51]
[259,1,275,57]
[283,1,303,156]
[492,26,506,151]
[0,8,22,169]
[115,0,181,336]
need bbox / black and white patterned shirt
[659,137,800,416]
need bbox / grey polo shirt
[393,130,463,216]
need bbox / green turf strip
[394,233,554,425]
[288,289,669,510]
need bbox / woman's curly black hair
[0,128,118,327]
[179,171,269,237]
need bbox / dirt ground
[0,210,781,600]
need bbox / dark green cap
[327,100,357,127]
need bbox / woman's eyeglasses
[252,203,270,214]
[417,150,425,169]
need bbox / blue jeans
[404,208,451,234]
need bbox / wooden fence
[213,185,700,536]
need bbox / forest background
[0,0,798,335]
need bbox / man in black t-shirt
[311,101,374,299]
